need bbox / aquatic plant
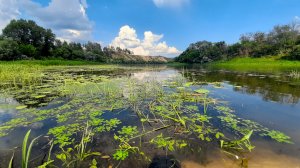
[262,130,293,144]
[113,134,141,161]
[8,151,14,168]
[56,123,101,167]
[38,140,54,168]
[22,130,41,168]
[221,130,255,152]
[150,133,187,152]
[289,70,300,79]
[89,159,98,168]
[48,124,81,147]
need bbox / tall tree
[2,19,55,58]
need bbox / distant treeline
[175,22,300,63]
[0,19,152,63]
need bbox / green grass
[0,60,120,87]
[210,57,300,72]
[0,60,103,66]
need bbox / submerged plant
[220,130,255,152]
[150,133,187,152]
[56,123,101,167]
[38,140,54,168]
[262,130,293,144]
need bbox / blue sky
[0,0,299,57]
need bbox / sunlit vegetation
[0,66,293,167]
[289,70,300,79]
[210,57,300,72]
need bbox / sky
[0,0,299,57]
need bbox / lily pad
[16,105,27,110]
[195,89,210,94]
[34,95,46,99]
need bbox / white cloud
[153,0,190,8]
[294,16,300,32]
[0,0,93,42]
[22,0,93,42]
[0,0,20,31]
[111,25,181,57]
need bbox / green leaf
[195,89,209,94]
[16,105,27,110]
[22,130,31,168]
[8,152,14,168]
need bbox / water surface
[0,65,299,168]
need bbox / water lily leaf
[34,95,46,99]
[16,105,27,110]
[195,89,209,94]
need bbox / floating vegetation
[0,66,294,167]
[289,70,300,79]
[16,105,27,110]
[262,130,293,144]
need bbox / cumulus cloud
[0,0,20,31]
[153,0,190,8]
[0,0,93,42]
[22,0,93,42]
[293,16,300,32]
[111,25,181,57]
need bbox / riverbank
[210,57,300,72]
[0,60,106,66]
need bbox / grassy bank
[210,57,300,72]
[0,60,104,66]
[0,60,171,87]
[0,60,119,87]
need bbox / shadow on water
[148,155,181,168]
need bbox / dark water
[0,65,300,168]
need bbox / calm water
[0,65,300,168]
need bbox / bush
[0,39,20,60]
[19,44,37,58]
[288,45,300,60]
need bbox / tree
[84,41,102,54]
[0,38,20,60]
[83,41,106,61]
[41,29,55,57]
[268,24,298,53]
[175,41,228,63]
[288,45,300,60]
[19,44,37,58]
[2,19,55,57]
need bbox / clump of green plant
[48,124,81,147]
[113,134,141,161]
[38,140,54,168]
[112,126,141,161]
[289,70,300,79]
[56,123,101,167]
[221,130,255,152]
[117,126,139,140]
[7,130,41,168]
[150,134,187,152]
[0,64,43,88]
[262,130,293,144]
